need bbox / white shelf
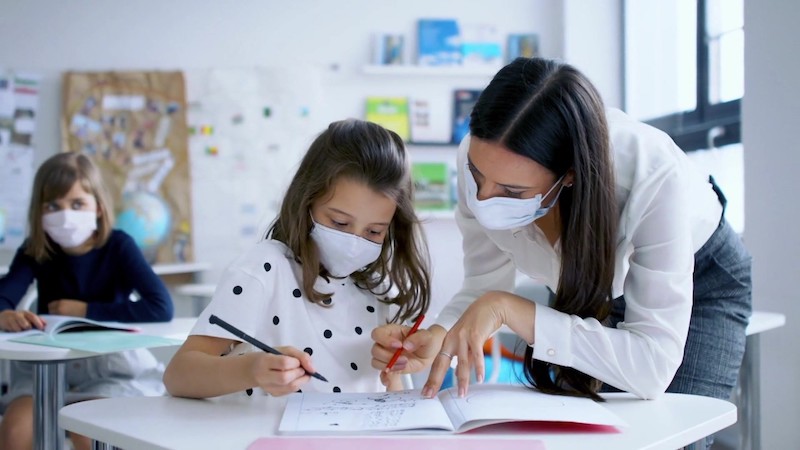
[362,64,500,77]
[416,209,456,221]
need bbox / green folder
[10,331,183,353]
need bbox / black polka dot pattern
[333,386,341,393]
[350,362,358,371]
[323,329,332,339]
[366,305,375,313]
[354,327,362,335]
[272,316,280,325]
[292,288,301,298]
[263,262,272,272]
[304,347,313,355]
[233,286,243,295]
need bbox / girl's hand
[422,291,536,399]
[48,299,88,317]
[248,346,314,396]
[380,370,405,391]
[0,310,46,332]
[371,324,444,374]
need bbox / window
[624,0,743,152]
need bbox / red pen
[385,314,425,371]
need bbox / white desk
[0,318,195,450]
[0,262,209,278]
[60,391,735,450]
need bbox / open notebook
[279,384,627,435]
[1,314,182,352]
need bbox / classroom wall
[0,0,566,318]
[742,1,800,446]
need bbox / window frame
[641,0,742,152]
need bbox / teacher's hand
[422,291,537,398]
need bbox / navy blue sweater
[0,230,173,322]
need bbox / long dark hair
[470,58,617,400]
[268,119,430,324]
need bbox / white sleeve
[191,266,271,340]
[532,166,694,399]
[435,138,517,330]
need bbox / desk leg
[740,334,760,450]
[33,361,65,450]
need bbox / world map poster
[61,71,192,264]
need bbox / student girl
[163,119,431,398]
[373,57,751,419]
[0,152,173,450]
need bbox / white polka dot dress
[191,240,392,394]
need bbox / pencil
[209,314,328,382]
[385,314,425,371]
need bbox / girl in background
[0,152,173,450]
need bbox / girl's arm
[86,232,173,322]
[0,245,46,331]
[0,245,36,311]
[163,335,314,398]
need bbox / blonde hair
[268,119,431,324]
[25,152,114,262]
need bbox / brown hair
[268,119,431,323]
[470,58,617,400]
[25,152,114,262]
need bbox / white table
[0,318,195,450]
[0,262,209,278]
[60,391,735,450]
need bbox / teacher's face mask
[464,164,565,230]
[310,218,383,277]
[42,210,98,248]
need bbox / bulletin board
[184,68,324,278]
[61,71,192,264]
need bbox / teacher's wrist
[498,293,537,345]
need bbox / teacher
[372,57,751,408]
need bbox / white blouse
[191,239,392,394]
[436,108,723,399]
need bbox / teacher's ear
[563,168,576,188]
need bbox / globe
[115,191,172,249]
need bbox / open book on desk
[2,315,182,353]
[279,384,628,435]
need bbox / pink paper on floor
[247,436,546,450]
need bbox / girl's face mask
[42,210,98,248]
[310,218,383,277]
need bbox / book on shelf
[371,33,405,65]
[365,97,410,141]
[412,162,452,211]
[409,97,450,144]
[2,314,182,353]
[452,89,482,144]
[460,23,503,68]
[507,33,540,62]
[278,383,627,435]
[417,19,462,66]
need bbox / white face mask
[464,164,565,230]
[42,210,98,249]
[310,218,383,277]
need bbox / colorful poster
[0,72,40,250]
[61,72,192,264]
